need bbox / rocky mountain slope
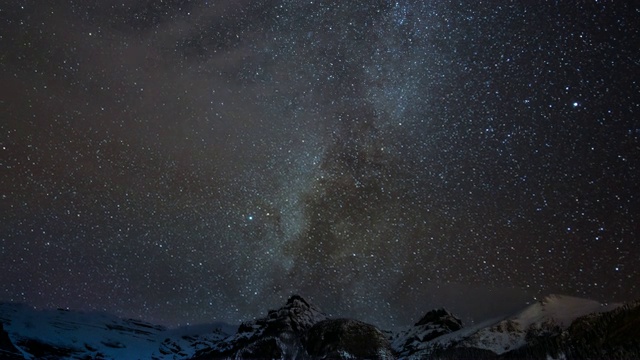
[1,294,638,359]
[396,294,635,359]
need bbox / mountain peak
[390,308,464,357]
[194,295,328,358]
[518,294,619,329]
[414,308,462,331]
[453,294,624,356]
[286,294,310,306]
[236,294,326,338]
[539,293,580,305]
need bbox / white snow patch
[459,294,621,355]
[0,303,234,360]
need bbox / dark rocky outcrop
[237,294,326,337]
[566,299,640,358]
[415,308,463,332]
[306,318,395,359]
[193,295,397,359]
[193,294,327,359]
[0,322,24,359]
[14,338,80,359]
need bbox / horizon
[1,289,630,330]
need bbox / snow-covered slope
[0,303,234,360]
[389,308,463,357]
[457,294,621,354]
[0,296,328,360]
[386,294,624,358]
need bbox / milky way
[2,1,639,329]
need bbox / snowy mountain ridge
[0,302,234,359]
[452,294,621,355]
[1,294,638,359]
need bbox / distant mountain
[443,294,621,356]
[399,294,636,359]
[0,302,234,359]
[1,294,639,359]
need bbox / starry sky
[1,1,639,329]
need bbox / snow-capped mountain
[456,294,621,354]
[192,294,328,358]
[0,302,234,359]
[1,294,639,359]
[388,294,637,359]
[388,308,463,358]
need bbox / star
[0,0,638,329]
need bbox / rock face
[237,294,327,337]
[415,308,463,331]
[193,294,328,359]
[389,308,465,358]
[306,318,396,359]
[194,295,396,359]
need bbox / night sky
[2,1,639,329]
